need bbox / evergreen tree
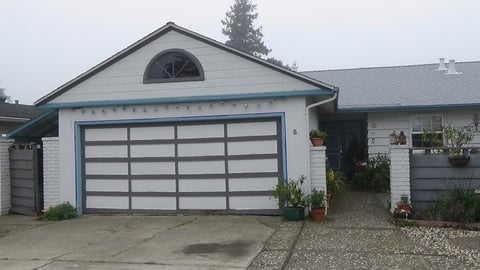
[221,0,271,57]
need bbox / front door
[321,120,367,179]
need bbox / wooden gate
[9,143,43,215]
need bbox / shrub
[272,176,308,208]
[430,185,480,223]
[42,202,76,221]
[353,154,390,192]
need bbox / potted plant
[309,129,327,146]
[272,176,308,221]
[308,189,326,222]
[444,123,474,167]
[326,168,346,205]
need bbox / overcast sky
[1,0,479,104]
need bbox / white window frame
[410,114,444,147]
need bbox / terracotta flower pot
[311,207,326,222]
[310,137,325,146]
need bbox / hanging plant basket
[448,155,470,167]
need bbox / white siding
[49,31,318,104]
[367,108,480,157]
[56,97,312,209]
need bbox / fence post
[42,137,60,209]
[310,146,327,192]
[389,145,411,213]
[0,139,14,215]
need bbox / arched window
[143,49,204,83]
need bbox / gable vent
[436,58,447,71]
[446,59,462,75]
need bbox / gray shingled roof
[303,61,480,111]
[0,103,42,119]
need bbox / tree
[221,0,271,58]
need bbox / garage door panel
[179,179,226,192]
[130,126,174,140]
[85,145,128,158]
[85,128,127,141]
[179,197,226,209]
[227,122,276,137]
[130,144,175,158]
[229,159,278,173]
[86,179,129,192]
[131,197,176,210]
[229,177,277,191]
[86,196,129,209]
[83,117,282,213]
[228,141,277,155]
[131,162,175,175]
[178,124,224,139]
[131,179,176,192]
[229,196,278,210]
[178,143,224,157]
[178,161,225,174]
[86,162,128,175]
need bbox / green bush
[42,202,76,221]
[430,185,480,223]
[353,154,390,192]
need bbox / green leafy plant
[421,128,443,148]
[42,202,76,221]
[272,176,308,208]
[443,123,474,155]
[309,129,327,139]
[353,154,390,192]
[308,189,325,208]
[326,168,346,195]
[429,185,480,223]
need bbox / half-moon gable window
[144,49,204,83]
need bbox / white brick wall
[389,145,411,213]
[42,137,60,208]
[310,146,327,192]
[0,139,14,215]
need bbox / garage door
[81,117,283,214]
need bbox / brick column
[389,145,411,213]
[42,137,60,208]
[0,139,14,215]
[310,146,327,192]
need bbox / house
[9,22,336,215]
[0,100,43,139]
[7,22,480,215]
[303,59,480,177]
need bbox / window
[144,49,204,83]
[411,115,443,147]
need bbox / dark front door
[321,120,367,179]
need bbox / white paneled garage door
[81,117,283,214]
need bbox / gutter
[304,88,338,215]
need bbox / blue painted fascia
[6,110,57,139]
[338,103,480,113]
[38,89,333,109]
[73,112,287,214]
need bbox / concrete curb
[248,221,304,270]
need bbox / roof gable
[37,22,334,107]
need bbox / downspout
[305,88,338,214]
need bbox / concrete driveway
[0,215,280,270]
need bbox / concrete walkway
[250,191,480,270]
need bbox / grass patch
[41,202,76,221]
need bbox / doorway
[320,119,367,180]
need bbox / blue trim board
[6,110,56,139]
[74,123,83,215]
[38,89,334,109]
[338,103,480,113]
[73,112,287,214]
